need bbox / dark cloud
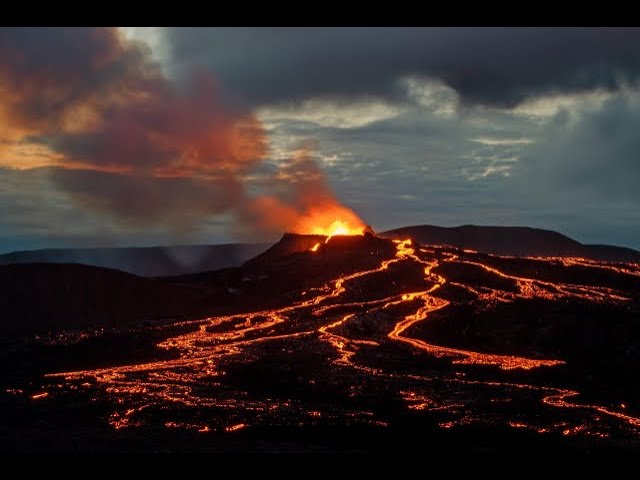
[520,96,640,203]
[1,27,369,240]
[0,27,267,176]
[3,27,640,252]
[0,27,271,233]
[50,168,243,230]
[234,145,366,238]
[0,27,148,133]
[41,71,268,175]
[0,166,241,253]
[168,27,640,107]
[262,93,640,249]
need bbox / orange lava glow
[225,423,247,432]
[291,204,366,239]
[312,219,365,238]
[44,233,640,439]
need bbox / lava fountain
[292,208,367,252]
[291,206,366,238]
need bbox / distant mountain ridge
[381,225,640,263]
[0,225,637,280]
[2,226,639,337]
[0,263,207,336]
[0,243,270,277]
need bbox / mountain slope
[0,263,206,337]
[0,243,270,277]
[2,225,637,279]
[381,225,640,262]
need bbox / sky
[2,27,640,253]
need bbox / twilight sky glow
[2,27,640,253]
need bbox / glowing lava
[306,217,366,252]
[43,232,640,440]
[291,202,366,240]
[312,219,364,238]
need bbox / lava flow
[40,228,640,442]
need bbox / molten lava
[42,231,640,441]
[311,219,365,238]
[307,218,365,252]
[295,208,366,253]
[290,201,366,239]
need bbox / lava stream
[44,234,640,437]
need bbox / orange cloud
[0,28,364,239]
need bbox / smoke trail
[236,145,365,237]
[0,28,363,239]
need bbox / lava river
[42,236,640,441]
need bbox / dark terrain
[0,243,270,277]
[2,224,638,278]
[382,224,640,262]
[1,228,640,453]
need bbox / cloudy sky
[2,27,640,253]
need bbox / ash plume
[236,145,364,237]
[0,28,363,239]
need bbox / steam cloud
[236,145,364,237]
[0,27,362,239]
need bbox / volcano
[2,230,640,453]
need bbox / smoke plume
[236,145,364,237]
[0,28,364,239]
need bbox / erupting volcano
[4,142,640,452]
[4,25,640,455]
[4,216,640,453]
[299,213,366,236]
